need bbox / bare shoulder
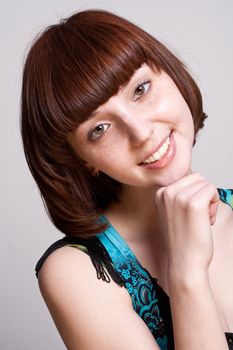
[212,199,233,237]
[38,246,160,350]
[209,200,233,331]
[38,245,131,311]
[211,199,233,254]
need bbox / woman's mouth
[142,135,170,164]
[139,131,176,169]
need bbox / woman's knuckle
[187,198,200,211]
[165,186,176,198]
[175,193,188,207]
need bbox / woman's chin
[152,165,193,188]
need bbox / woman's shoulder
[35,237,89,278]
[209,189,233,332]
[37,245,162,350]
[211,187,233,238]
[37,240,132,310]
[37,244,128,306]
[37,244,94,285]
[37,243,162,350]
[36,235,130,316]
[215,187,233,231]
[36,235,124,286]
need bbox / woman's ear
[80,158,100,176]
[91,168,100,177]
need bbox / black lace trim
[35,235,124,286]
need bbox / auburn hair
[20,9,208,237]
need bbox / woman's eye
[89,123,110,140]
[133,80,151,101]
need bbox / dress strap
[35,238,70,278]
[97,218,149,279]
[35,235,123,285]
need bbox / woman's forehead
[89,63,154,118]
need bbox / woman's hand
[154,172,220,285]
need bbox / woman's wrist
[167,266,210,295]
[167,269,228,350]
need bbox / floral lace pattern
[119,263,168,348]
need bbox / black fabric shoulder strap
[35,237,71,278]
[35,236,123,286]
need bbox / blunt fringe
[21,9,208,237]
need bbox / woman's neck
[104,184,162,243]
[104,167,193,244]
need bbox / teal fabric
[97,218,170,349]
[217,188,233,210]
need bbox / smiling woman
[21,8,233,350]
[67,66,194,188]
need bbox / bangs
[33,13,162,136]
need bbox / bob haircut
[21,9,208,237]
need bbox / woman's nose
[126,117,154,147]
[107,97,154,146]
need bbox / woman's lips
[139,131,176,169]
[139,132,172,164]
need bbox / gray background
[1,0,232,349]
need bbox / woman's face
[68,63,195,188]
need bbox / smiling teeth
[143,136,170,164]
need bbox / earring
[91,168,100,177]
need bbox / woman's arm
[38,246,161,350]
[155,172,229,349]
[168,271,228,349]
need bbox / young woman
[21,9,233,350]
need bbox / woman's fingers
[190,183,220,225]
[155,172,220,225]
[155,172,206,200]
